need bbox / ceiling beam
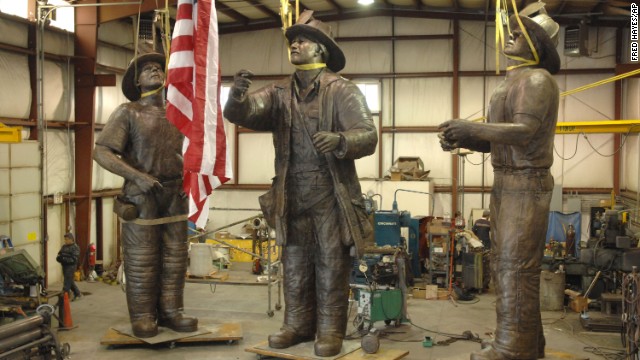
[554,0,568,16]
[325,0,344,13]
[218,6,629,34]
[245,0,281,20]
[217,1,251,24]
[99,0,177,23]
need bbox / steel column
[74,2,98,275]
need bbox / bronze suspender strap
[119,214,188,226]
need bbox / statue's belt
[119,214,188,226]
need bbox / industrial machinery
[576,208,638,283]
[372,189,431,278]
[544,207,638,295]
[350,190,433,331]
[354,287,404,330]
[541,206,639,333]
[352,251,410,331]
[621,267,640,358]
[0,304,70,359]
[0,245,47,310]
[351,253,398,286]
[456,231,485,291]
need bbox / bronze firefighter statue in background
[439,3,561,359]
[94,53,197,338]
[223,11,377,357]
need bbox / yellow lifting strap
[139,0,171,99]
[474,66,640,122]
[495,0,539,74]
[560,68,640,97]
[132,0,171,96]
[280,0,299,32]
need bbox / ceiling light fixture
[358,0,374,5]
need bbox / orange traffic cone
[58,292,76,330]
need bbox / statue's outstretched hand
[438,119,473,151]
[231,69,254,99]
[438,132,457,151]
[312,131,341,153]
[134,173,162,194]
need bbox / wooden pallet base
[245,340,409,360]
[100,321,242,346]
[439,348,587,360]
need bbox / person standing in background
[56,233,82,301]
[472,210,491,291]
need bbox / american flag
[166,0,232,228]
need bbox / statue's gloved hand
[231,69,254,99]
[438,132,457,151]
[134,173,162,194]
[312,131,341,153]
[438,119,472,142]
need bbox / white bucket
[540,270,565,311]
[189,243,214,277]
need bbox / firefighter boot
[314,307,348,357]
[125,246,160,338]
[158,296,198,332]
[158,241,197,332]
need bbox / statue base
[100,321,242,347]
[245,340,409,359]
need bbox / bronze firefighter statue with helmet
[223,10,377,357]
[94,53,197,338]
[439,3,561,359]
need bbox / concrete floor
[49,266,623,360]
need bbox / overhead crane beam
[556,120,640,134]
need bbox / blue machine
[373,209,422,278]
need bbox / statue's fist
[134,173,162,194]
[438,132,457,151]
[231,70,254,99]
[312,132,341,153]
[438,119,472,142]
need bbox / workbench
[192,214,282,317]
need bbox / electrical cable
[622,270,640,359]
[583,346,626,360]
[580,126,640,157]
[540,307,567,325]
[554,134,580,160]
[465,153,491,166]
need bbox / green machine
[354,288,406,330]
[352,249,410,331]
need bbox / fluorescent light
[358,0,374,5]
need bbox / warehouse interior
[0,0,639,359]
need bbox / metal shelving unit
[427,229,452,288]
[187,214,282,317]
